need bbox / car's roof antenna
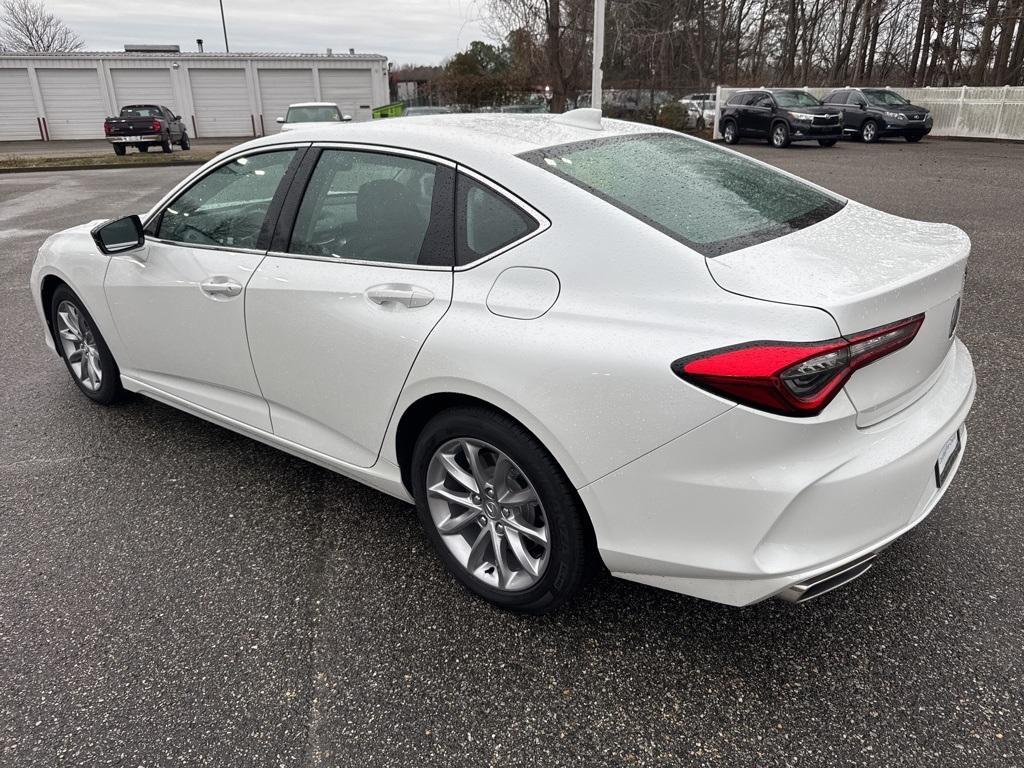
[551,108,603,131]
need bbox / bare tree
[0,0,84,53]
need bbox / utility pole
[219,0,230,52]
[591,0,606,111]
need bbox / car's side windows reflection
[156,150,297,249]
[288,149,447,266]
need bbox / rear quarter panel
[384,167,843,487]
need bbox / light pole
[591,0,606,111]
[219,0,230,52]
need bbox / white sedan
[30,109,975,613]
[276,102,351,132]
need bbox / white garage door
[319,69,373,122]
[0,69,40,140]
[189,68,251,138]
[37,68,107,139]
[258,69,315,134]
[111,68,176,113]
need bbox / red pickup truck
[103,104,191,156]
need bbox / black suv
[822,88,932,143]
[718,89,843,148]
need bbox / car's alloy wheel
[426,438,551,591]
[412,408,595,613]
[50,286,122,405]
[56,301,103,392]
[723,121,738,144]
[862,120,878,142]
[772,123,791,148]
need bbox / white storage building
[0,51,390,141]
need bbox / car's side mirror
[174,115,182,120]
[859,102,867,110]
[276,116,285,123]
[341,114,353,122]
[91,215,145,254]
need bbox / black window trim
[453,166,548,269]
[264,141,459,272]
[142,143,312,255]
[518,131,846,258]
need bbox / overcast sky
[48,0,494,65]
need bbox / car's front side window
[288,149,452,266]
[156,150,297,250]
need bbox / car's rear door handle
[365,283,434,308]
[200,278,243,298]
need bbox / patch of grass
[0,149,221,171]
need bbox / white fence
[712,85,1024,141]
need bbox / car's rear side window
[520,133,844,257]
[456,175,538,265]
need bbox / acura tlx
[30,109,974,613]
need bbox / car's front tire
[50,285,122,405]
[411,407,595,614]
[818,138,838,147]
[112,144,126,156]
[905,133,924,143]
[722,119,739,144]
[861,119,880,143]
[161,137,172,153]
[180,132,191,150]
[771,122,791,148]
[138,144,149,153]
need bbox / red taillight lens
[103,120,111,135]
[151,119,162,132]
[672,314,924,416]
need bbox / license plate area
[935,429,962,488]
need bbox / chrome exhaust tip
[778,551,877,604]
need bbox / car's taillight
[671,314,924,416]
[103,121,111,135]
[151,119,161,132]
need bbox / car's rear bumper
[579,339,975,606]
[108,135,162,144]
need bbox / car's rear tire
[696,117,706,131]
[112,144,126,156]
[411,407,596,614]
[771,122,791,148]
[180,132,191,150]
[722,120,739,145]
[138,144,149,153]
[818,138,838,147]
[49,285,123,405]
[905,134,924,143]
[861,119,880,143]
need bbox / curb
[0,158,209,174]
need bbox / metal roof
[0,51,387,61]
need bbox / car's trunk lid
[706,201,969,426]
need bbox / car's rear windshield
[121,105,161,117]
[520,133,844,256]
[286,106,340,123]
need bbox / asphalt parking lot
[1,138,1022,767]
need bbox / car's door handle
[365,283,434,308]
[200,278,243,298]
